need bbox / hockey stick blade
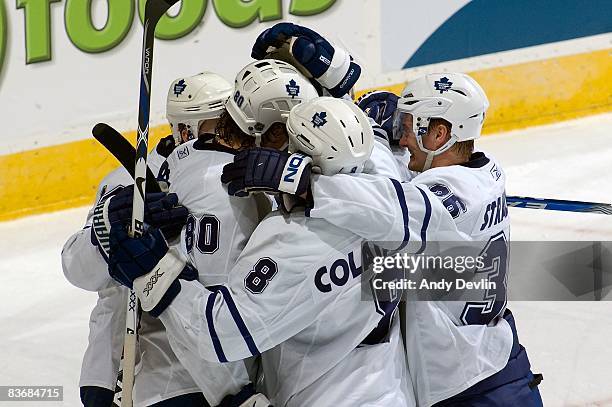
[92,123,161,193]
[507,196,612,215]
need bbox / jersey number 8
[244,258,278,294]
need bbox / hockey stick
[92,123,162,405]
[507,196,612,215]
[114,1,178,406]
[92,123,161,193]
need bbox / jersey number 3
[460,232,508,325]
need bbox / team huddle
[62,23,543,407]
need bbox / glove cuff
[315,45,349,85]
[327,60,361,98]
[278,153,312,195]
[133,246,186,312]
[91,197,114,261]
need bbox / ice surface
[1,113,611,406]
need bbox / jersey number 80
[185,214,220,254]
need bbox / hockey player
[246,73,544,406]
[62,72,234,407]
[104,97,414,406]
[153,59,321,407]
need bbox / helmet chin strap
[422,151,435,171]
[416,135,458,172]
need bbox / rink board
[2,45,611,222]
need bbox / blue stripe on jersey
[209,285,261,357]
[389,178,410,250]
[415,186,432,254]
[205,291,228,363]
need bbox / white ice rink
[1,113,611,406]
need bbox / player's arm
[107,220,325,363]
[62,218,117,291]
[221,149,434,247]
[61,175,125,291]
[309,175,442,248]
[363,138,402,179]
[63,181,188,293]
[160,263,316,363]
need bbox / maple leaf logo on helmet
[311,111,327,128]
[173,79,187,97]
[434,77,453,94]
[285,79,300,98]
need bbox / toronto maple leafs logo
[311,111,327,128]
[285,79,300,98]
[434,77,453,93]
[173,79,187,97]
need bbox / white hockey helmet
[166,72,232,145]
[225,59,319,144]
[393,72,489,170]
[286,96,374,175]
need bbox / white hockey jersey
[159,139,272,405]
[158,139,413,406]
[61,146,203,406]
[308,151,514,406]
[160,212,414,406]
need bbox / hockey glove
[221,147,312,197]
[91,185,188,259]
[356,91,399,144]
[252,22,361,98]
[108,224,196,317]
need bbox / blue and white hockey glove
[356,91,399,144]
[221,147,312,197]
[252,22,361,98]
[91,186,188,260]
[108,224,197,317]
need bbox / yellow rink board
[1,48,611,221]
[0,126,170,222]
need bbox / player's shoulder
[363,139,402,179]
[412,151,506,223]
[165,138,195,167]
[413,151,504,190]
[98,166,131,193]
[167,139,235,167]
